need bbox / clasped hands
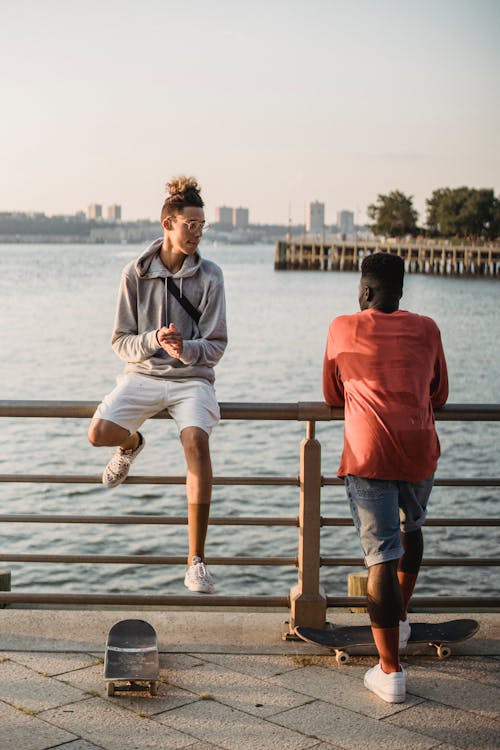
[157,323,183,359]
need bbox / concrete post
[289,421,327,631]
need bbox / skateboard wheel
[335,650,349,665]
[437,645,451,658]
[107,682,115,697]
[149,681,158,696]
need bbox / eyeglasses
[178,219,210,233]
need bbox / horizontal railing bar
[323,477,500,487]
[0,592,289,607]
[0,592,497,608]
[0,514,496,528]
[0,400,499,421]
[0,474,299,486]
[321,517,500,527]
[326,596,500,608]
[2,553,498,567]
[1,474,498,487]
[320,557,500,567]
[0,514,299,526]
[0,554,298,566]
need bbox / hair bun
[166,176,200,197]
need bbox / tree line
[367,187,500,240]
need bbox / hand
[157,323,183,359]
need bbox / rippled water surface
[0,242,498,597]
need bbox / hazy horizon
[1,0,499,226]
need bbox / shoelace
[191,562,211,581]
[108,450,132,473]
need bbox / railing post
[289,420,327,631]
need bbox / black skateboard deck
[104,619,159,696]
[295,618,479,664]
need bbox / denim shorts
[94,373,220,436]
[345,474,434,567]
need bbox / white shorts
[94,374,220,436]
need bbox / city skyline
[1,1,499,226]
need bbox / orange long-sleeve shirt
[323,308,448,481]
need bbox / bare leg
[88,418,140,451]
[367,560,403,673]
[398,529,424,619]
[180,427,212,563]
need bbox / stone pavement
[0,609,498,750]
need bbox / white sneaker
[399,617,411,648]
[102,432,145,488]
[364,662,406,703]
[184,556,214,594]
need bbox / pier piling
[275,239,500,276]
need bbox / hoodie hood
[135,237,202,280]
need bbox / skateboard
[294,618,479,665]
[104,619,160,696]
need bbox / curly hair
[361,252,404,293]
[160,176,204,221]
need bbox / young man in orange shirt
[323,252,448,703]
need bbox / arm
[430,328,449,408]
[158,278,228,366]
[111,269,160,362]
[323,322,345,406]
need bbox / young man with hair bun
[88,176,227,594]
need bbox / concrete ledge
[0,609,498,656]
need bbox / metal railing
[0,400,499,629]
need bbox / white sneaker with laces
[184,556,214,594]
[102,432,145,488]
[364,662,406,703]
[399,617,411,648]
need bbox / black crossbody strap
[166,277,201,324]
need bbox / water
[0,242,498,598]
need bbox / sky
[1,0,499,226]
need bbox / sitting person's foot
[102,432,145,488]
[399,616,411,648]
[184,556,214,594]
[364,662,406,703]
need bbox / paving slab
[404,662,500,721]
[52,743,104,750]
[164,658,312,718]
[0,699,76,750]
[3,651,101,676]
[269,663,424,719]
[0,658,88,713]
[59,661,198,715]
[198,652,304,678]
[404,654,500,688]
[270,698,439,750]
[385,698,500,749]
[156,698,320,749]
[40,696,194,750]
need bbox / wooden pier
[275,238,500,276]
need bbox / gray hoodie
[111,238,227,382]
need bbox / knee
[88,419,120,447]
[181,427,210,461]
[88,421,102,446]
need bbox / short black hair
[361,252,404,293]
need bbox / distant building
[106,204,122,221]
[215,206,233,228]
[233,207,249,229]
[337,210,354,236]
[306,201,325,234]
[87,203,102,220]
